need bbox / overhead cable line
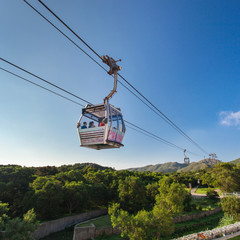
[38,0,102,60]
[22,0,159,118]
[0,57,90,105]
[0,62,202,158]
[125,123,202,158]
[0,67,84,107]
[23,0,173,128]
[125,124,184,151]
[24,0,208,155]
[36,0,208,154]
[23,0,108,74]
[125,121,183,151]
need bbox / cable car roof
[82,104,122,119]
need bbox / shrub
[218,214,235,227]
[4,209,39,240]
[206,189,219,200]
[183,193,193,212]
[196,204,202,211]
[221,196,240,221]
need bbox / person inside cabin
[99,119,105,127]
[89,121,95,128]
[99,121,105,127]
[99,118,107,127]
[81,122,87,129]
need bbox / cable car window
[111,112,118,130]
[118,114,124,132]
[83,113,99,122]
[83,107,106,123]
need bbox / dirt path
[191,188,207,197]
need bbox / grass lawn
[193,198,219,211]
[40,215,122,240]
[175,212,224,229]
[173,212,224,239]
[77,214,112,229]
[230,236,240,240]
[40,206,223,240]
[195,188,214,194]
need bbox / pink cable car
[77,55,126,150]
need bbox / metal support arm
[101,55,122,104]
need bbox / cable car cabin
[77,103,126,150]
[184,157,190,165]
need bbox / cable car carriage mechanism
[183,149,190,164]
[77,56,126,150]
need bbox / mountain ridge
[128,159,222,173]
[230,158,240,165]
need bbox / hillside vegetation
[178,159,221,172]
[128,159,221,173]
[230,158,240,165]
[1,161,240,240]
[128,162,187,173]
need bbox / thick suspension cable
[38,0,102,60]
[0,64,203,157]
[119,73,209,155]
[23,1,167,123]
[24,0,208,155]
[23,0,152,113]
[23,0,108,74]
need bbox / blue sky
[0,0,240,169]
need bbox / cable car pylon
[77,56,126,150]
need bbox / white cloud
[219,111,240,128]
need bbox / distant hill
[128,159,221,173]
[230,158,240,165]
[128,162,188,173]
[177,159,221,172]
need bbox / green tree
[34,166,59,176]
[55,170,85,183]
[200,171,215,188]
[109,203,155,240]
[221,196,240,221]
[88,184,110,208]
[207,163,240,192]
[206,188,219,200]
[152,179,188,238]
[4,209,39,240]
[31,177,64,220]
[109,179,187,240]
[146,182,159,209]
[118,176,146,213]
[0,166,34,217]
[0,202,9,231]
[0,203,38,240]
[63,181,88,215]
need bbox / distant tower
[209,153,218,161]
[184,149,190,165]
